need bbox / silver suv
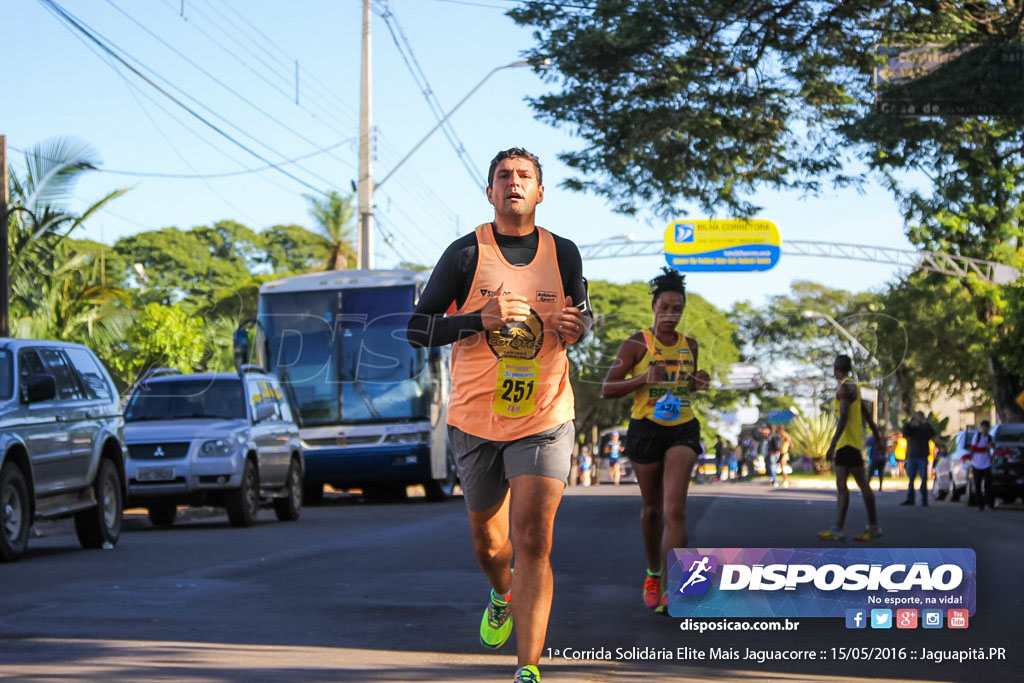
[0,340,126,562]
[123,368,303,527]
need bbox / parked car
[123,367,303,527]
[933,429,976,502]
[0,340,126,562]
[989,423,1024,506]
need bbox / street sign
[1016,390,1024,413]
[874,43,1024,117]
[664,219,781,272]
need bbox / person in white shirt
[969,420,994,510]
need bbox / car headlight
[199,438,237,457]
[383,431,430,444]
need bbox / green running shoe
[480,590,513,649]
[513,665,540,682]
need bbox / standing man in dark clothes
[901,411,935,506]
[713,435,725,481]
[405,148,591,683]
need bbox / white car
[123,368,303,527]
[933,429,976,502]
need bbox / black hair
[649,267,686,305]
[487,148,542,187]
[834,354,853,374]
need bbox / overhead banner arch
[664,219,781,272]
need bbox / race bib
[493,358,539,418]
[653,390,682,422]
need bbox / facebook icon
[845,609,867,629]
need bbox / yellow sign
[1016,390,1024,413]
[664,219,781,272]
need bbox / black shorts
[625,417,702,465]
[835,446,864,468]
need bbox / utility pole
[357,0,374,270]
[0,135,9,337]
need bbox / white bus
[239,270,455,502]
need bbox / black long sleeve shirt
[406,223,592,348]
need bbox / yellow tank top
[835,378,864,451]
[630,328,696,426]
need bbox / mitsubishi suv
[123,367,303,527]
[0,340,126,562]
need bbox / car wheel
[75,459,124,549]
[274,459,303,522]
[935,489,948,501]
[303,483,324,506]
[0,462,31,562]
[951,486,962,502]
[226,459,260,527]
[424,447,459,502]
[1002,495,1017,505]
[148,503,177,528]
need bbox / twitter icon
[870,609,892,629]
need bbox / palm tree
[789,410,838,474]
[6,136,130,341]
[304,190,357,270]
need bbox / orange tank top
[447,223,575,441]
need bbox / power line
[164,0,360,135]
[9,139,355,180]
[38,0,333,197]
[103,0,356,176]
[373,1,485,190]
[213,0,362,121]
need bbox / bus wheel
[425,448,458,502]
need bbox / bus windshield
[259,285,429,426]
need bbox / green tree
[106,303,207,388]
[261,223,333,274]
[512,1,1024,419]
[305,190,356,270]
[6,137,130,344]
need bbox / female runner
[601,268,710,612]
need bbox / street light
[804,309,882,422]
[374,58,541,191]
[359,57,543,269]
[802,310,880,366]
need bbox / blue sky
[5,0,917,311]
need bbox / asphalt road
[1,479,1021,682]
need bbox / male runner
[818,355,884,542]
[406,148,590,683]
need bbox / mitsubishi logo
[153,446,165,458]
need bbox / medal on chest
[487,307,545,418]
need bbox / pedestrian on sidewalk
[901,411,935,506]
[405,147,591,683]
[601,267,710,614]
[779,426,793,488]
[970,421,995,510]
[817,355,885,543]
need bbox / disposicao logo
[666,548,976,619]
[678,555,717,596]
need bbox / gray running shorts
[448,421,575,512]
